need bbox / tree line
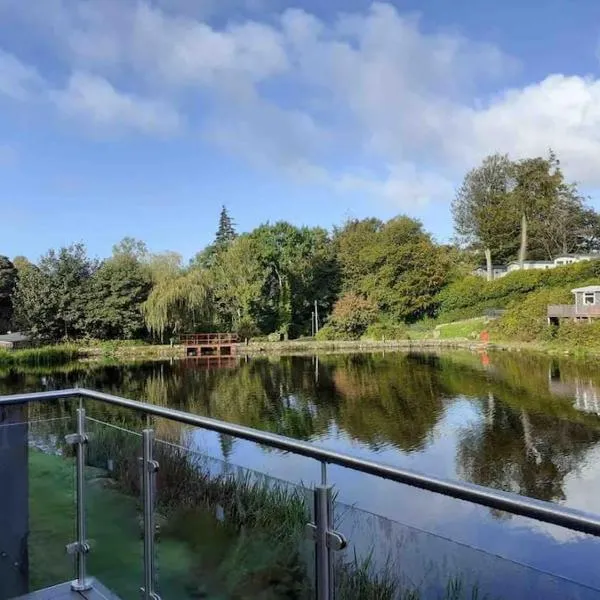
[1,149,598,342]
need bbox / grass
[29,422,491,600]
[0,345,79,367]
[29,450,194,598]
[436,318,488,340]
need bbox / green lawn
[29,451,193,599]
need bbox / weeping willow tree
[141,269,213,340]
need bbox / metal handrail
[4,387,600,537]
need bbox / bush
[554,320,600,348]
[437,261,600,321]
[325,293,378,340]
[314,325,348,341]
[489,287,572,342]
[362,319,407,341]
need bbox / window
[584,293,595,305]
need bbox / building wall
[0,406,29,599]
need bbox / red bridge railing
[179,333,239,346]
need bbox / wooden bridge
[180,333,239,357]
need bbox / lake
[4,349,600,598]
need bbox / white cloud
[464,75,600,185]
[2,1,600,205]
[51,72,181,135]
[0,50,44,100]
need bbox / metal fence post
[141,429,160,600]
[307,484,347,600]
[65,407,92,592]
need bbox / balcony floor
[12,580,121,600]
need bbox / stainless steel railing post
[65,407,92,592]
[307,476,347,600]
[141,429,160,600]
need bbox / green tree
[142,269,213,340]
[334,218,382,290]
[325,292,378,339]
[146,251,183,284]
[14,243,96,340]
[215,205,237,250]
[452,154,517,280]
[511,150,564,265]
[112,237,149,262]
[212,236,266,334]
[335,216,450,322]
[0,256,16,333]
[12,262,57,339]
[191,206,237,269]
[249,223,338,337]
[85,254,152,339]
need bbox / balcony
[2,388,600,600]
[548,304,600,318]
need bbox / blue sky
[1,0,600,262]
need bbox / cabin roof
[571,286,600,293]
[0,331,30,342]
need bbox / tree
[142,269,213,340]
[248,223,338,337]
[14,243,96,340]
[146,252,183,284]
[212,236,266,334]
[12,262,57,339]
[112,237,149,262]
[85,254,152,339]
[0,256,16,333]
[215,205,237,250]
[452,154,517,281]
[511,150,564,265]
[335,216,451,322]
[191,206,238,269]
[334,218,383,290]
[326,292,378,339]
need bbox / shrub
[437,262,600,321]
[362,319,407,341]
[489,287,572,342]
[325,293,378,340]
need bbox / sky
[2,0,600,262]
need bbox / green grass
[436,318,488,340]
[29,450,194,598]
[30,430,490,600]
[0,345,79,367]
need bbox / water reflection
[5,351,600,592]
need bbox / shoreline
[78,338,600,361]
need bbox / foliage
[0,345,79,367]
[335,216,451,322]
[85,254,152,339]
[437,261,600,322]
[211,235,266,332]
[323,292,378,340]
[362,318,408,341]
[142,269,213,339]
[452,154,517,272]
[13,244,97,340]
[489,288,572,342]
[0,255,16,333]
[248,222,339,337]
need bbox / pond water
[4,349,600,597]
